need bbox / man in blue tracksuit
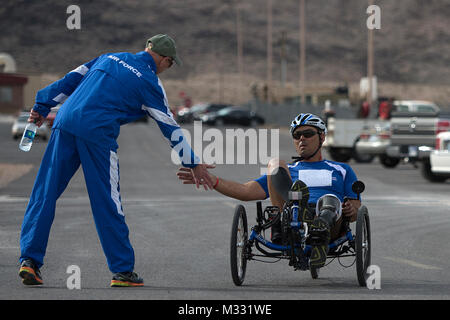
[18,34,213,287]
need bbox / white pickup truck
[386,101,450,180]
[428,131,450,182]
[323,116,381,163]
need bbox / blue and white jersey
[255,160,360,204]
[32,51,198,167]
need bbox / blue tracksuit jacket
[33,51,198,165]
[20,51,197,274]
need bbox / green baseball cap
[146,34,182,66]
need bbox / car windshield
[209,104,228,112]
[217,108,233,115]
[444,140,450,151]
[395,105,409,112]
[18,115,29,121]
[416,105,437,113]
[394,103,439,113]
[190,104,208,113]
[218,107,248,116]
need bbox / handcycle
[230,175,371,287]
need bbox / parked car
[11,112,51,140]
[356,121,391,155]
[424,131,450,182]
[387,100,448,162]
[324,101,446,164]
[355,121,399,167]
[323,117,381,163]
[200,106,265,126]
[177,103,231,123]
[393,100,440,114]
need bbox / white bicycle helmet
[290,113,327,135]
[290,113,327,161]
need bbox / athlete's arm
[177,168,266,201]
[213,176,267,201]
[342,164,361,222]
[342,199,360,222]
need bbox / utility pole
[367,0,374,111]
[267,0,273,103]
[280,31,287,87]
[299,0,306,104]
[236,2,244,103]
[217,41,224,103]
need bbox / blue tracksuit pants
[19,128,135,273]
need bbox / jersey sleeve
[32,56,100,117]
[343,164,360,200]
[141,78,199,168]
[254,174,269,199]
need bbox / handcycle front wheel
[230,204,248,286]
[355,205,371,287]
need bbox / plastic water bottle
[19,122,37,152]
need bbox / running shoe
[19,259,43,286]
[110,272,144,287]
[289,180,314,223]
[300,207,315,224]
[289,180,309,209]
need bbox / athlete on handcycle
[177,113,361,270]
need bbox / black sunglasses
[292,129,318,140]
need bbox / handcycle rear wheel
[230,204,248,286]
[355,206,371,287]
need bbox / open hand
[177,164,216,190]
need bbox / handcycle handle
[255,201,280,231]
[256,201,263,225]
[341,180,365,230]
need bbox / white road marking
[222,201,238,209]
[383,256,442,270]
[0,194,264,206]
[0,195,29,202]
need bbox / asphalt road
[0,120,449,301]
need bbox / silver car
[355,121,401,167]
[356,121,391,155]
[11,112,50,140]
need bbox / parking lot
[1,119,449,300]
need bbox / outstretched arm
[177,167,266,201]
